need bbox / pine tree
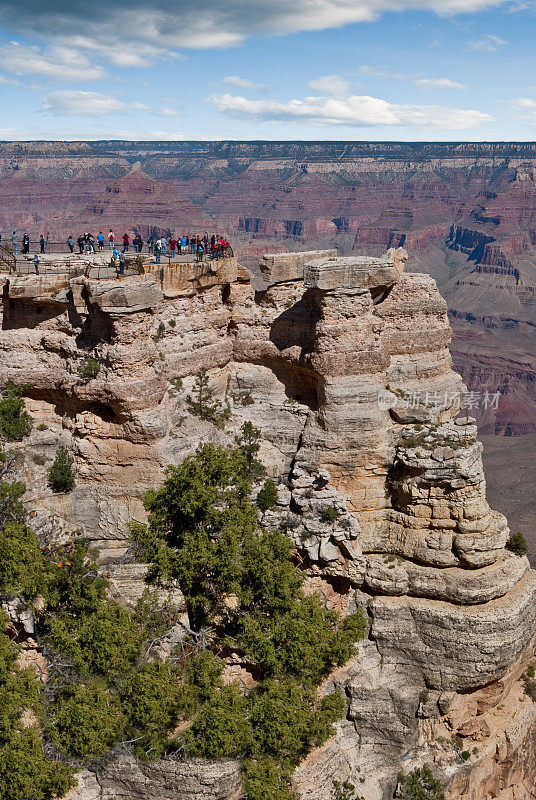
[48,447,75,493]
[187,368,229,428]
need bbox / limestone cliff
[0,248,534,800]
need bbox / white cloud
[508,97,536,122]
[308,75,350,96]
[158,107,180,116]
[0,0,514,60]
[414,77,466,89]
[361,66,466,89]
[42,91,135,116]
[467,34,508,51]
[210,91,493,129]
[222,75,267,91]
[359,65,410,79]
[509,97,536,109]
[0,42,107,81]
[40,91,180,118]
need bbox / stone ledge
[303,247,408,292]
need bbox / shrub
[237,602,366,684]
[243,757,296,800]
[0,726,74,800]
[257,479,279,512]
[321,506,340,522]
[77,357,100,383]
[332,781,364,800]
[153,322,166,341]
[37,423,48,431]
[461,751,471,761]
[398,766,444,800]
[248,680,344,766]
[46,600,141,676]
[0,615,74,800]
[0,521,48,600]
[0,382,32,441]
[48,448,75,493]
[236,421,265,479]
[48,681,125,760]
[183,685,251,758]
[506,532,527,557]
[118,662,183,759]
[186,368,229,428]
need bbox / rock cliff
[1,247,535,800]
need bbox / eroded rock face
[1,249,534,800]
[65,759,242,800]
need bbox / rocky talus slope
[1,248,535,799]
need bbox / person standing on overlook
[22,233,29,254]
[39,234,46,254]
[33,254,40,274]
[97,231,105,251]
[77,235,84,254]
[11,231,17,255]
[154,238,162,264]
[108,229,114,248]
[122,232,129,252]
[67,235,74,253]
[169,237,177,259]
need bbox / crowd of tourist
[2,229,232,266]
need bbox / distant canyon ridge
[1,140,535,445]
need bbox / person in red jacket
[169,238,177,259]
[122,233,129,252]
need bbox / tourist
[147,236,154,254]
[77,235,84,254]
[97,231,105,251]
[190,236,196,254]
[11,231,17,255]
[40,235,46,254]
[118,251,125,275]
[196,240,205,262]
[169,237,177,259]
[67,235,74,253]
[161,238,167,256]
[33,254,40,275]
[108,229,114,248]
[181,234,188,253]
[154,239,162,264]
[122,232,129,252]
[112,246,120,266]
[88,234,95,253]
[22,233,30,254]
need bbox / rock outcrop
[1,246,534,800]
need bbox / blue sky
[0,0,534,140]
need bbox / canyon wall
[0,140,534,446]
[1,248,535,799]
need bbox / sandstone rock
[303,248,407,293]
[1,247,534,800]
[260,249,337,284]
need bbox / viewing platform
[0,248,233,281]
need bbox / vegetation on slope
[0,402,367,800]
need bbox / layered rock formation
[1,247,535,800]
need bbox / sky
[0,0,534,141]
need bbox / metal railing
[0,243,16,273]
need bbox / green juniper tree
[186,367,229,428]
[48,447,75,493]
